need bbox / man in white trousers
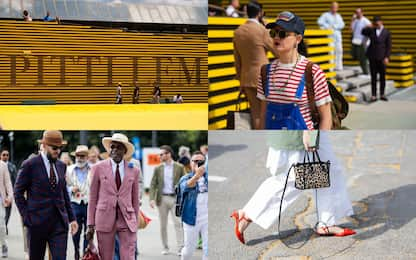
[318,2,345,71]
[178,151,208,260]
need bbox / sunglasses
[269,29,295,39]
[50,145,62,151]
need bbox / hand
[303,131,316,152]
[3,198,11,207]
[72,187,79,193]
[86,226,95,241]
[70,221,78,235]
[195,165,206,179]
[383,58,389,65]
[149,200,156,209]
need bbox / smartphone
[197,160,205,167]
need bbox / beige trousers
[157,195,184,250]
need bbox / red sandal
[230,211,246,244]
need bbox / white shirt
[110,159,125,184]
[162,161,174,194]
[41,151,59,184]
[351,16,371,44]
[226,5,239,18]
[376,26,384,37]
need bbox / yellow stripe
[209,80,240,92]
[208,67,236,78]
[0,104,208,130]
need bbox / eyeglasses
[269,29,295,39]
[1,154,9,157]
[50,146,62,151]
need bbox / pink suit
[87,159,139,260]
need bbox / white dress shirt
[376,26,384,37]
[41,151,59,184]
[110,159,125,184]
[162,161,174,194]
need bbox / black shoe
[380,96,388,101]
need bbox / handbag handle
[303,150,322,164]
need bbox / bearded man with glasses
[14,130,78,260]
[150,145,187,256]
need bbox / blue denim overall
[264,63,308,130]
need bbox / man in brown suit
[149,145,187,256]
[233,1,278,128]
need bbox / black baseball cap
[266,11,305,36]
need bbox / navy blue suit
[14,154,75,260]
[362,26,392,97]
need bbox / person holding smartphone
[230,131,355,244]
[178,151,208,260]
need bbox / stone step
[335,69,358,80]
[338,76,371,90]
[344,80,396,103]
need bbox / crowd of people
[230,1,392,129]
[0,131,207,259]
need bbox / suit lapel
[120,161,131,192]
[160,164,165,191]
[36,154,49,182]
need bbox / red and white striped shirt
[257,56,332,130]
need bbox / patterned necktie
[50,162,57,190]
[115,163,121,190]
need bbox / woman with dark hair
[255,11,332,130]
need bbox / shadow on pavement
[245,184,416,246]
[352,183,416,240]
[209,144,248,160]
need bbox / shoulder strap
[261,63,271,97]
[305,62,320,129]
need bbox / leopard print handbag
[293,151,330,190]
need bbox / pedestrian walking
[14,130,78,259]
[67,145,91,260]
[149,145,186,255]
[231,131,356,244]
[86,133,139,260]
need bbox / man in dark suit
[14,130,78,260]
[362,16,392,102]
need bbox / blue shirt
[178,171,208,226]
[43,15,54,22]
[74,166,88,184]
